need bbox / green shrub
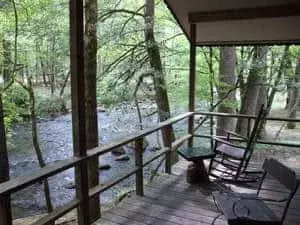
[36,94,68,117]
[3,84,29,126]
[97,81,132,107]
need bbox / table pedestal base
[186,160,209,184]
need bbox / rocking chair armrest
[213,137,246,150]
[226,131,248,142]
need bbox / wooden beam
[194,111,300,122]
[0,158,80,196]
[188,3,300,23]
[69,0,90,224]
[32,200,80,225]
[188,23,196,147]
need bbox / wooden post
[188,23,196,148]
[135,138,144,196]
[165,125,172,174]
[70,1,90,224]
[0,95,12,225]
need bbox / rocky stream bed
[8,103,190,219]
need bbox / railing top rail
[88,112,193,158]
[195,111,300,122]
[0,158,81,195]
[0,112,193,196]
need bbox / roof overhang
[164,0,300,46]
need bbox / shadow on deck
[94,160,300,225]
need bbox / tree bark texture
[287,58,300,129]
[236,46,268,136]
[217,47,236,136]
[265,46,290,115]
[285,53,294,109]
[28,78,54,218]
[84,0,100,221]
[144,0,176,163]
[50,36,56,94]
[0,94,12,225]
[3,39,12,85]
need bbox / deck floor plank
[94,160,300,225]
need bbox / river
[8,104,190,218]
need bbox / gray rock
[115,155,130,161]
[111,147,126,155]
[150,145,161,151]
[64,181,75,189]
[99,164,111,170]
[97,106,106,112]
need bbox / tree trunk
[28,78,54,219]
[40,61,48,87]
[287,59,300,129]
[236,46,268,136]
[84,0,100,222]
[285,52,294,110]
[0,94,12,225]
[144,0,176,162]
[237,47,253,98]
[59,71,70,97]
[266,46,289,110]
[49,36,56,95]
[217,47,236,136]
[3,39,12,85]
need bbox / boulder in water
[111,147,126,155]
[64,181,75,189]
[115,155,130,161]
[99,164,111,170]
[97,106,106,112]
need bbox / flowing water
[8,104,189,218]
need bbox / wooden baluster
[135,138,144,196]
[165,125,172,174]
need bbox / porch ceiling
[164,0,300,46]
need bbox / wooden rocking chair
[209,105,267,182]
[213,158,300,225]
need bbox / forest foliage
[0,0,299,130]
[0,0,299,221]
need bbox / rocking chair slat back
[246,105,266,152]
[243,104,267,168]
[262,158,299,191]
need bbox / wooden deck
[94,159,300,225]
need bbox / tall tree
[17,76,54,218]
[84,0,100,221]
[144,0,176,162]
[217,47,236,136]
[236,46,268,136]
[0,94,12,225]
[2,39,12,85]
[265,46,290,116]
[287,58,300,129]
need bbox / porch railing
[0,112,193,225]
[194,111,300,148]
[0,111,299,225]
